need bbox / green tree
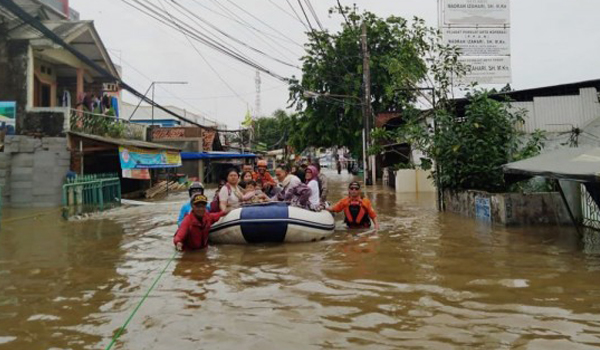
[374,90,546,193]
[253,109,296,150]
[289,5,463,156]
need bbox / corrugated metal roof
[68,131,182,151]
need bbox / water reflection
[1,171,600,349]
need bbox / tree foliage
[373,91,546,193]
[253,109,297,150]
[288,6,462,156]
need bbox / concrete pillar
[26,46,34,109]
[50,83,57,107]
[76,67,84,106]
[198,138,205,183]
[560,180,583,223]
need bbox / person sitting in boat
[327,181,380,230]
[274,164,312,209]
[242,163,256,178]
[274,164,301,200]
[241,180,269,204]
[304,165,322,211]
[240,171,254,185]
[177,182,209,226]
[219,168,244,212]
[208,180,226,213]
[253,160,276,196]
[313,162,329,203]
[174,194,229,251]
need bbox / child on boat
[241,180,269,204]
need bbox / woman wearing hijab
[304,165,321,211]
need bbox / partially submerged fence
[62,173,121,218]
[581,184,600,230]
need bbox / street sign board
[457,56,512,84]
[442,27,510,56]
[441,0,510,27]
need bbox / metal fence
[581,184,600,230]
[70,110,147,141]
[62,173,121,218]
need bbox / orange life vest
[343,198,371,228]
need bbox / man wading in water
[174,194,229,251]
[327,181,380,230]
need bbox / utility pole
[361,22,373,185]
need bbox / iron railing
[70,110,147,141]
[62,173,121,218]
[581,184,600,230]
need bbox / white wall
[509,88,600,134]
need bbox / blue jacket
[178,202,210,227]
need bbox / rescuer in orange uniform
[327,181,380,230]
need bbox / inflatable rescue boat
[209,202,335,244]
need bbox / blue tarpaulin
[181,152,257,160]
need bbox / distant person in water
[327,181,380,230]
[174,194,229,251]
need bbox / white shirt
[307,180,320,208]
[219,184,241,208]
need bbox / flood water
[2,170,600,349]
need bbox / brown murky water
[2,170,600,349]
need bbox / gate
[62,173,121,218]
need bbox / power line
[285,0,310,31]
[120,0,290,82]
[169,0,299,69]
[153,84,287,100]
[156,0,249,106]
[0,0,232,131]
[303,0,324,31]
[222,0,303,48]
[296,0,316,34]
[191,0,303,52]
[107,49,220,122]
[265,0,307,30]
[203,0,304,61]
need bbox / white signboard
[457,56,511,85]
[441,0,510,27]
[443,28,510,56]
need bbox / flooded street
[2,170,600,349]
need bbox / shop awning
[503,147,600,183]
[181,152,257,160]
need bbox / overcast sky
[70,0,600,128]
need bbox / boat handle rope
[105,250,178,350]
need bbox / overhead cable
[169,0,300,69]
[121,0,290,83]
[0,0,231,131]
[156,0,249,106]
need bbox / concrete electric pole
[361,22,374,186]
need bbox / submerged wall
[444,189,571,226]
[1,136,70,208]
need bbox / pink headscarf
[305,165,319,183]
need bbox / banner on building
[122,168,151,180]
[0,101,16,135]
[118,146,182,170]
[439,0,511,85]
[440,0,510,27]
[458,56,512,84]
[442,28,510,56]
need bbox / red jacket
[173,211,225,250]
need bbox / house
[0,1,184,207]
